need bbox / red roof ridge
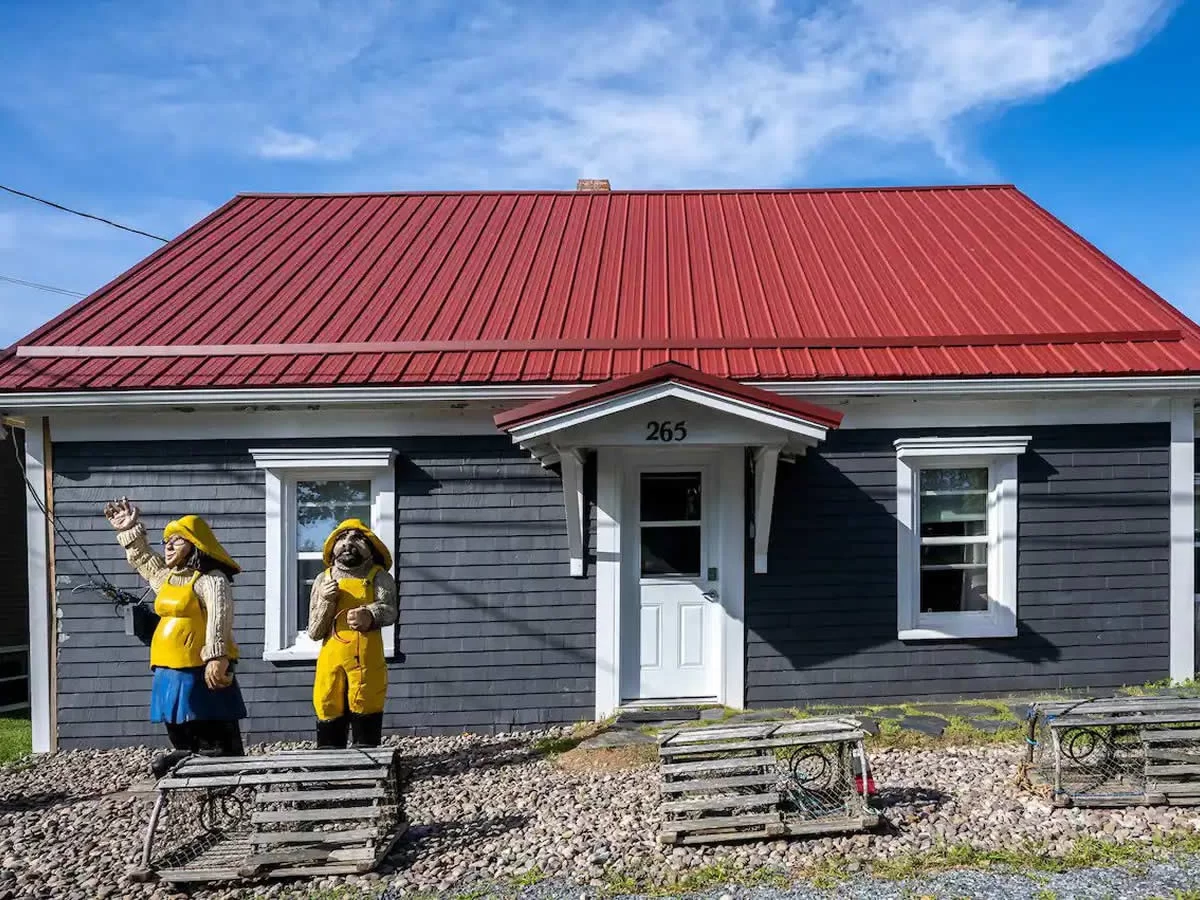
[232,184,1018,200]
[494,362,844,431]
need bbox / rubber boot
[350,712,384,748]
[194,721,246,757]
[316,715,350,749]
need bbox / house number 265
[646,420,688,442]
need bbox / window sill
[263,645,321,663]
[899,622,1017,641]
[264,634,398,663]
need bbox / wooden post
[42,417,57,750]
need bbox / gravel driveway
[3,732,1200,898]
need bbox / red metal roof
[494,362,844,431]
[4,185,1200,393]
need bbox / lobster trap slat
[137,748,408,884]
[656,717,878,845]
[1030,696,1200,808]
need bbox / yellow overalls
[312,566,387,720]
[151,572,239,669]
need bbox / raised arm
[103,498,170,590]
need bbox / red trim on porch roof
[493,362,844,431]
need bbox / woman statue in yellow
[103,498,246,774]
[308,519,397,748]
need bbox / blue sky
[0,0,1197,347]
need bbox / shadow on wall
[746,446,1063,700]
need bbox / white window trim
[251,447,397,662]
[895,436,1030,641]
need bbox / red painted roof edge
[1011,188,1200,343]
[235,183,1016,199]
[5,196,246,356]
[493,363,844,431]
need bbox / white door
[624,464,718,700]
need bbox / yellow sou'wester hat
[322,519,392,570]
[163,515,241,574]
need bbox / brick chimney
[576,178,611,192]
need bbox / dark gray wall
[746,424,1171,705]
[0,425,28,708]
[51,437,595,749]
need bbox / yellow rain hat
[163,515,241,574]
[322,519,392,570]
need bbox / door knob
[702,589,720,601]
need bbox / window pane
[296,480,372,552]
[920,566,989,613]
[920,468,987,494]
[641,473,701,522]
[920,543,987,568]
[296,558,327,632]
[641,525,701,576]
[920,467,988,538]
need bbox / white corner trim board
[24,417,53,753]
[895,435,1030,641]
[252,447,398,661]
[1170,398,1196,682]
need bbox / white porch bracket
[752,444,783,574]
[559,446,588,577]
[494,363,844,580]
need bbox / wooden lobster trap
[656,718,879,845]
[137,747,408,883]
[1031,697,1200,808]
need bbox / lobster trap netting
[1030,698,1200,807]
[140,748,407,882]
[657,718,878,845]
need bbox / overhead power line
[0,183,170,242]
[0,273,86,298]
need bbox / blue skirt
[150,666,247,724]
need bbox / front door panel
[632,469,715,699]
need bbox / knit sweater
[117,522,235,663]
[307,564,398,642]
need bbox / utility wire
[0,274,86,298]
[0,183,170,243]
[7,424,146,612]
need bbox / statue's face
[164,535,194,568]
[333,530,372,569]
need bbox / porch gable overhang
[494,363,844,577]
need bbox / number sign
[646,420,688,442]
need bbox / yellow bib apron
[151,572,239,669]
[313,566,387,720]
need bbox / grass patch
[803,832,1200,885]
[600,860,788,897]
[509,865,547,889]
[555,744,658,772]
[0,713,31,765]
[532,720,607,756]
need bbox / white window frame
[895,436,1030,641]
[251,448,397,662]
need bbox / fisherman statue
[308,519,397,748]
[103,498,247,776]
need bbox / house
[1,182,1197,753]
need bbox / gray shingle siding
[48,422,1172,747]
[746,424,1171,706]
[50,437,595,749]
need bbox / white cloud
[0,0,1174,188]
[254,127,359,161]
